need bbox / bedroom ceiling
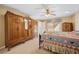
[4,4,79,20]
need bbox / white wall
[47,22,54,32]
[74,13,79,31]
[38,21,45,34]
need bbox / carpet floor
[0,37,52,54]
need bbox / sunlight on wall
[54,22,62,32]
[74,12,79,31]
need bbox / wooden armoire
[62,22,73,32]
[5,11,34,50]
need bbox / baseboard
[0,46,5,50]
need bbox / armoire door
[18,17,25,40]
[10,15,19,43]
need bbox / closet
[5,11,34,50]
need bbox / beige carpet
[0,37,51,54]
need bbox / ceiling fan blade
[40,14,45,16]
[51,14,56,16]
[40,11,46,13]
[50,11,55,12]
[40,13,46,15]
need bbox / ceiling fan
[41,8,56,17]
[36,5,56,17]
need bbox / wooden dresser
[5,11,35,50]
[62,22,73,32]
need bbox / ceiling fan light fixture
[45,14,50,17]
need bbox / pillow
[73,31,79,35]
[75,32,79,35]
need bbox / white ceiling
[4,4,79,20]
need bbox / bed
[39,32,79,54]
